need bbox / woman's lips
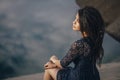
[73,26,76,29]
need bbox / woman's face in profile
[72,13,80,31]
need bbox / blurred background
[0,0,120,79]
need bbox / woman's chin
[73,26,76,30]
[73,28,80,31]
[72,27,75,30]
[72,28,76,31]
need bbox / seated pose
[43,6,105,80]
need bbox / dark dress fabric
[57,37,100,80]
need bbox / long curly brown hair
[78,6,105,67]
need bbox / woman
[43,6,105,80]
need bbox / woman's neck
[82,32,88,38]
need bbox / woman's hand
[50,55,58,63]
[44,61,57,69]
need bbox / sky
[0,0,120,79]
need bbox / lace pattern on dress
[60,39,91,68]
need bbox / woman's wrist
[49,60,56,64]
[49,60,53,63]
[52,59,57,64]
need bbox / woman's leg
[43,68,60,80]
[43,70,53,80]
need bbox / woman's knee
[45,68,60,80]
[45,68,59,74]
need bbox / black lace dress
[57,37,100,80]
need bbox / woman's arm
[57,40,83,68]
[50,40,84,68]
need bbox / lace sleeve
[60,40,84,68]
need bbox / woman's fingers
[44,55,59,69]
[44,62,50,68]
[50,55,58,63]
[44,64,48,68]
[44,61,57,69]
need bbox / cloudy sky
[0,0,120,79]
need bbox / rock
[5,62,120,80]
